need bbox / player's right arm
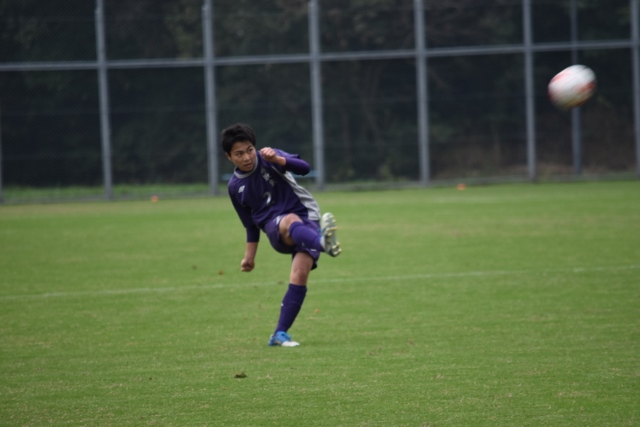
[228,181,260,272]
[241,241,258,272]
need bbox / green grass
[1,183,214,203]
[1,181,639,426]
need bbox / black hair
[221,123,257,154]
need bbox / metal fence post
[414,0,430,187]
[95,0,113,200]
[203,0,219,196]
[308,0,325,190]
[523,0,537,182]
[632,0,640,178]
[570,0,583,176]
[0,107,3,204]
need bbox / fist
[241,258,255,272]
[259,147,278,163]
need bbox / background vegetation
[0,0,636,199]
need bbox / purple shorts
[264,216,321,270]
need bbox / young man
[221,123,341,347]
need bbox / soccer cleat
[320,212,341,257]
[268,331,300,347]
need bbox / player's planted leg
[274,284,305,334]
[268,253,312,348]
[268,284,305,347]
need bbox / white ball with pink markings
[548,64,596,110]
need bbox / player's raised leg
[320,212,341,257]
[282,213,342,257]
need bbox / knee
[280,214,303,240]
[281,213,302,231]
[290,267,310,285]
[290,253,313,285]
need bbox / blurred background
[0,0,637,203]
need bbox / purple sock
[289,221,323,251]
[275,284,308,333]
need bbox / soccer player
[221,123,341,347]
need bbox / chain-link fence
[0,0,638,203]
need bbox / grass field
[1,181,639,426]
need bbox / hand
[240,258,255,272]
[259,147,284,165]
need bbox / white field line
[1,264,639,301]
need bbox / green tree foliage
[214,0,308,56]
[0,0,100,186]
[105,0,203,59]
[0,0,95,61]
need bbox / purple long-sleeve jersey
[227,149,321,242]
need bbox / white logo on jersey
[238,185,245,193]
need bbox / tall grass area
[1,181,639,426]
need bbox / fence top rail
[0,39,634,72]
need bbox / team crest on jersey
[238,185,245,193]
[261,167,276,187]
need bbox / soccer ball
[548,64,596,110]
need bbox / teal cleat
[268,331,300,347]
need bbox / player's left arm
[259,147,286,166]
[260,148,310,175]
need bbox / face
[226,140,257,173]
